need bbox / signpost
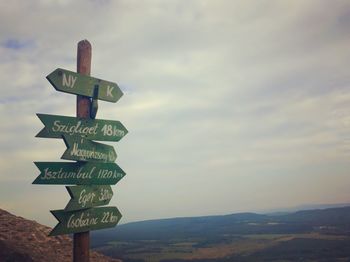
[47,68,123,103]
[62,135,117,163]
[34,40,127,262]
[65,185,113,211]
[50,206,122,236]
[36,113,128,142]
[33,162,125,185]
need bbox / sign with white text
[47,68,123,102]
[33,162,125,185]
[49,206,122,236]
[36,113,128,142]
[34,54,127,240]
[62,135,117,163]
[65,185,113,211]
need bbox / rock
[0,208,121,262]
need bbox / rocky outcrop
[0,208,120,262]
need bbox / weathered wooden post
[34,39,127,262]
[74,39,92,262]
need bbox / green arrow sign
[33,162,125,185]
[49,206,122,236]
[36,113,128,142]
[62,135,117,163]
[47,68,123,103]
[65,185,113,211]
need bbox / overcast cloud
[1,0,350,226]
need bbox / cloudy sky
[1,0,350,227]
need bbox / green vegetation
[92,206,350,261]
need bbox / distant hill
[90,206,350,261]
[0,208,119,262]
[264,202,350,214]
[92,212,269,245]
[91,206,350,247]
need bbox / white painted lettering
[62,73,77,88]
[67,212,98,228]
[106,85,114,97]
[78,189,96,208]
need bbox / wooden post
[73,39,92,262]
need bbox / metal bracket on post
[90,85,99,119]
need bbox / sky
[1,0,350,227]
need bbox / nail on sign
[47,68,123,103]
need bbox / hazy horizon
[1,1,350,227]
[116,202,350,225]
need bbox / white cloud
[1,0,350,225]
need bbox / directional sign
[65,185,113,211]
[36,113,127,142]
[49,206,122,236]
[62,135,117,163]
[33,162,125,185]
[47,68,123,103]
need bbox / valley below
[92,206,350,261]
